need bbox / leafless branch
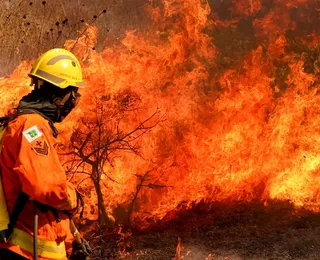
[128,169,153,227]
[102,172,119,183]
[141,183,173,189]
[77,176,91,189]
[128,166,173,228]
[78,132,93,156]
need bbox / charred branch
[128,168,172,228]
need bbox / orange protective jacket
[0,113,78,260]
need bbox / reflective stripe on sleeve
[10,228,66,259]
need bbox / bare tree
[64,89,162,226]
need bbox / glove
[65,189,85,219]
[70,238,92,260]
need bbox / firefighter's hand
[66,190,85,218]
[70,238,92,259]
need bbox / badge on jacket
[23,125,43,143]
[31,140,49,156]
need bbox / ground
[82,201,320,260]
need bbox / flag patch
[23,125,43,143]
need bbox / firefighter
[0,48,92,259]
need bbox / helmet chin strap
[51,89,81,122]
[52,92,72,122]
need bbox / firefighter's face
[54,87,81,122]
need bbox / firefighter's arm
[13,116,79,212]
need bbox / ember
[0,0,320,258]
[174,237,182,260]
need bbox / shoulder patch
[31,140,49,156]
[23,125,43,143]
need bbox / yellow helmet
[29,48,84,89]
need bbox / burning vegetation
[1,0,320,259]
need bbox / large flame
[0,0,319,229]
